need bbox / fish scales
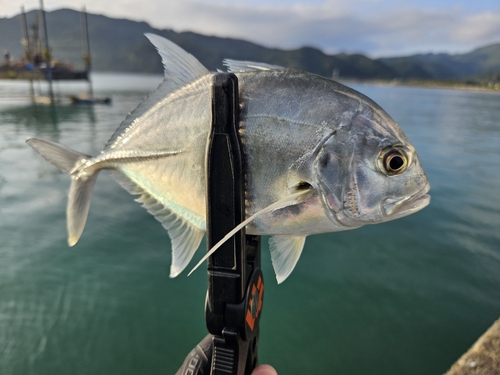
[238,70,358,235]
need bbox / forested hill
[1,8,499,82]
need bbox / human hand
[251,364,278,375]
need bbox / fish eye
[381,148,408,175]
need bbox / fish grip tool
[176,73,264,375]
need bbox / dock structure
[0,2,95,103]
[445,317,500,375]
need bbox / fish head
[314,109,430,229]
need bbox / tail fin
[66,173,99,246]
[26,138,89,172]
[26,138,98,246]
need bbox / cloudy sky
[1,0,499,57]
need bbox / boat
[0,2,110,105]
[69,94,111,105]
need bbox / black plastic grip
[176,73,263,375]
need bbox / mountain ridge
[0,8,499,83]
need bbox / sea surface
[0,73,499,375]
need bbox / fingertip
[251,364,278,375]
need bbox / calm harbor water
[0,73,499,375]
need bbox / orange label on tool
[245,275,264,330]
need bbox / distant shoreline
[339,78,500,93]
[2,71,499,94]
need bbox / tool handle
[177,73,263,375]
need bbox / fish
[26,34,430,283]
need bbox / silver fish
[26,34,430,283]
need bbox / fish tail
[66,172,99,246]
[26,138,98,246]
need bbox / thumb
[251,364,278,375]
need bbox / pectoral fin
[269,235,306,284]
[188,188,313,277]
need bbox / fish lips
[382,183,431,218]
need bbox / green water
[1,74,499,374]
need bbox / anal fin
[112,172,204,277]
[269,235,306,284]
[137,193,204,277]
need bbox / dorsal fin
[104,34,209,150]
[223,59,284,73]
[145,33,209,83]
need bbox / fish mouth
[382,183,431,218]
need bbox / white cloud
[453,11,500,44]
